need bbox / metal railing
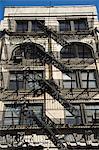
[0,109,99,127]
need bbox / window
[9,72,24,90]
[60,45,76,58]
[3,105,20,125]
[60,43,93,59]
[58,18,88,32]
[63,72,77,89]
[86,105,99,123]
[81,71,97,88]
[78,44,92,58]
[63,70,97,89]
[12,43,44,63]
[3,104,43,126]
[32,20,44,32]
[16,20,45,32]
[74,18,88,31]
[20,104,43,125]
[59,20,71,31]
[9,71,43,91]
[16,20,28,32]
[65,105,81,125]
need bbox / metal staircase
[32,111,67,150]
[0,29,10,39]
[25,71,79,117]
[19,42,72,74]
[0,24,98,149]
[36,20,69,46]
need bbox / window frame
[15,20,45,33]
[58,18,88,32]
[63,71,78,89]
[31,20,45,32]
[74,18,89,31]
[60,43,93,59]
[58,20,71,32]
[16,20,28,32]
[3,103,43,126]
[8,71,44,91]
[80,70,97,89]
[63,70,97,89]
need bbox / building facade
[0,5,99,149]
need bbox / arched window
[60,42,93,59]
[11,42,45,64]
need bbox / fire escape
[0,16,99,149]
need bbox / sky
[0,0,99,20]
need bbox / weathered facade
[0,5,99,149]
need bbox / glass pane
[82,81,87,88]
[18,81,23,89]
[9,81,17,90]
[86,105,95,109]
[59,20,71,31]
[32,20,44,32]
[81,71,96,80]
[4,111,12,117]
[17,74,23,81]
[16,21,28,32]
[4,106,20,125]
[79,22,86,30]
[81,72,87,80]
[74,19,88,31]
[63,73,76,80]
[74,22,79,30]
[10,74,16,80]
[63,81,76,88]
[60,46,75,58]
[78,46,92,58]
[81,71,96,88]
[63,72,77,88]
[70,73,76,80]
[63,74,71,80]
[4,119,13,125]
[82,80,96,88]
[89,81,96,88]
[86,109,95,116]
[89,72,95,80]
[13,119,19,125]
[33,106,42,117]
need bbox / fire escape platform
[0,125,99,135]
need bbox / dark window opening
[60,43,93,58]
[59,20,71,31]
[74,18,88,31]
[12,43,44,65]
[32,20,44,32]
[60,45,76,58]
[16,20,28,32]
[13,44,43,59]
